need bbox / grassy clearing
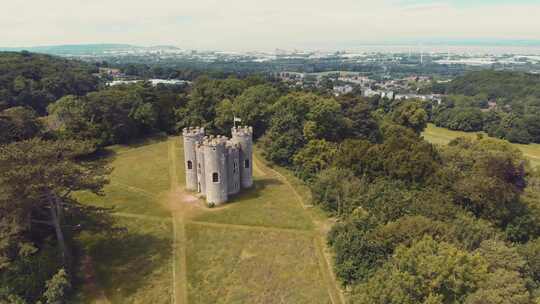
[74,218,173,304]
[75,184,169,218]
[192,155,314,230]
[185,223,331,304]
[75,138,173,218]
[423,124,540,168]
[110,139,171,195]
[74,136,342,304]
[73,138,175,303]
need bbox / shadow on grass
[122,133,170,149]
[226,177,284,204]
[82,133,170,165]
[77,227,172,300]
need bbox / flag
[234,117,242,122]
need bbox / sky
[2,0,540,51]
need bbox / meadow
[423,123,540,168]
[73,136,342,304]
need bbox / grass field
[185,224,329,304]
[73,136,342,304]
[74,218,173,304]
[423,124,540,168]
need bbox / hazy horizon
[3,0,540,52]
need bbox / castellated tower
[182,127,204,191]
[202,136,229,205]
[232,126,254,188]
[182,126,253,206]
[195,140,206,194]
[226,142,241,195]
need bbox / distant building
[363,87,379,98]
[99,67,122,77]
[333,85,354,96]
[107,79,190,87]
[182,126,253,206]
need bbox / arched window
[187,160,193,170]
[233,161,238,173]
[212,172,219,183]
[244,159,250,169]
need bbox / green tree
[310,168,361,215]
[0,139,109,268]
[439,137,528,224]
[392,100,428,134]
[352,236,488,304]
[231,84,279,138]
[0,107,42,143]
[42,269,70,304]
[292,139,337,181]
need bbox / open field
[185,224,329,304]
[192,157,314,230]
[423,124,540,168]
[74,218,173,304]
[73,136,343,304]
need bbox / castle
[182,126,253,206]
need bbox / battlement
[182,127,205,137]
[183,125,253,206]
[231,126,253,137]
[201,135,229,148]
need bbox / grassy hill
[446,70,540,100]
[72,136,343,303]
[423,123,540,168]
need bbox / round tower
[226,142,241,195]
[203,136,229,205]
[195,140,206,195]
[231,126,253,188]
[182,127,204,191]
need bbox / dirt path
[81,255,111,304]
[253,155,346,304]
[168,139,189,304]
[111,212,169,222]
[110,181,158,198]
[187,220,314,235]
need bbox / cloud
[1,0,539,51]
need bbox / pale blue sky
[2,0,539,51]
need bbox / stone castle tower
[182,126,253,206]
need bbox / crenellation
[181,125,253,206]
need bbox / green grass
[73,138,175,303]
[423,124,540,168]
[109,139,171,194]
[73,137,340,303]
[75,184,169,218]
[75,138,174,218]
[192,156,314,230]
[185,223,331,304]
[75,218,173,304]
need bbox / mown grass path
[78,137,345,304]
[168,139,189,304]
[254,156,345,304]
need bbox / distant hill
[0,52,99,113]
[446,70,540,100]
[0,44,181,56]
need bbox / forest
[432,70,540,144]
[2,52,540,303]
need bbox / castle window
[212,172,219,183]
[244,159,250,169]
[187,160,193,170]
[233,161,238,173]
